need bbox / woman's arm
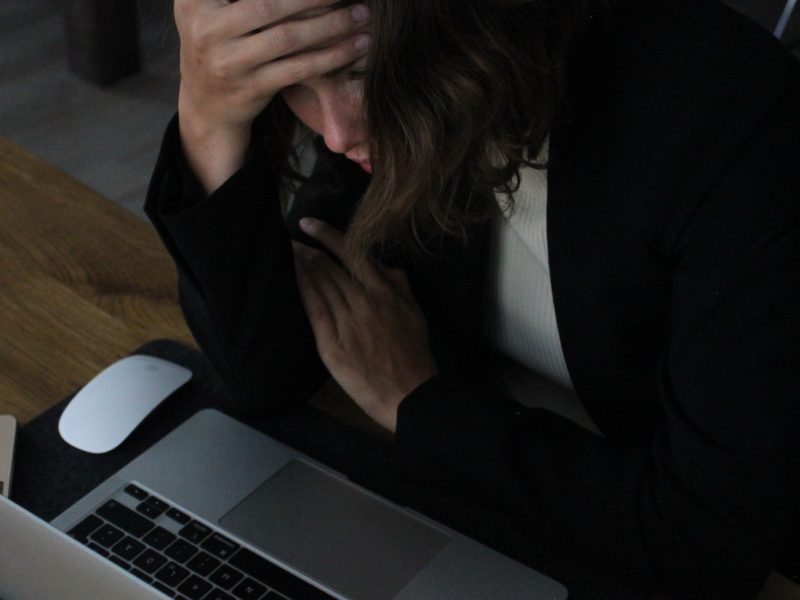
[145,0,370,410]
[144,117,324,413]
[145,120,372,414]
[393,81,800,599]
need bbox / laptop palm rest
[220,459,450,600]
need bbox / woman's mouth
[347,154,372,173]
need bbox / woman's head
[264,0,592,274]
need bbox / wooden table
[0,137,194,424]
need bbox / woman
[146,0,800,597]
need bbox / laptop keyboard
[66,483,335,600]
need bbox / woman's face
[280,6,372,173]
[281,66,370,173]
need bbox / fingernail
[299,217,317,233]
[354,34,370,51]
[351,4,370,23]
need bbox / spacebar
[229,548,336,600]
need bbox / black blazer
[146,1,800,597]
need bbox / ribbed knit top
[483,147,574,390]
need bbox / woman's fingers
[245,6,368,64]
[177,0,369,123]
[293,245,339,346]
[236,3,369,58]
[188,2,368,78]
[180,0,341,39]
[299,218,346,256]
[292,232,437,434]
[247,28,369,90]
[299,218,403,294]
[293,242,353,314]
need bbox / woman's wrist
[177,99,256,195]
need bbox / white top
[482,149,601,434]
[484,147,573,390]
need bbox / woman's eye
[348,69,368,81]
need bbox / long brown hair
[261,0,592,275]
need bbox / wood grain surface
[0,137,194,424]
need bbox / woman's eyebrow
[324,60,359,79]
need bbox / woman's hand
[174,0,370,193]
[293,218,438,433]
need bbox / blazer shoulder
[553,0,800,231]
[572,0,800,126]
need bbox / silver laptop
[3,409,568,599]
[0,493,161,599]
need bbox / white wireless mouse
[58,355,192,454]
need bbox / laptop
[3,408,568,599]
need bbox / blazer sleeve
[393,79,800,599]
[144,115,329,414]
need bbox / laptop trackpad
[220,460,449,600]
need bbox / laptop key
[109,554,131,570]
[166,507,191,525]
[156,561,191,587]
[90,523,125,548]
[124,484,149,501]
[209,564,244,590]
[87,541,110,557]
[203,591,235,600]
[133,548,168,574]
[68,514,103,543]
[177,574,213,599]
[137,501,166,519]
[165,538,199,563]
[153,581,177,597]
[97,499,154,537]
[186,551,221,576]
[179,520,212,544]
[144,526,178,551]
[202,533,240,560]
[146,496,170,511]
[112,536,146,561]
[231,577,267,599]
[131,568,154,584]
[229,548,335,600]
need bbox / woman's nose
[320,99,365,155]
